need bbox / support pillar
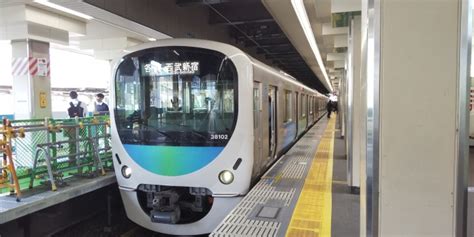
[339,74,345,137]
[11,39,52,119]
[346,16,362,191]
[361,0,471,236]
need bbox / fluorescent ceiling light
[291,0,333,92]
[34,0,94,20]
[148,38,157,41]
[69,32,86,37]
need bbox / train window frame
[301,94,308,118]
[253,82,261,129]
[295,91,299,122]
[298,93,301,118]
[114,46,239,147]
[284,90,293,123]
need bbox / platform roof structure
[176,0,330,93]
[1,0,356,93]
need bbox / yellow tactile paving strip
[285,116,336,237]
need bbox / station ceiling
[2,0,355,93]
[176,0,329,93]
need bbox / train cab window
[114,47,238,147]
[284,90,292,123]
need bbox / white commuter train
[111,38,328,235]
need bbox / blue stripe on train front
[123,144,224,176]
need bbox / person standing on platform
[66,90,87,167]
[93,93,109,115]
[326,93,338,118]
[67,91,87,118]
[330,93,338,113]
[326,99,333,118]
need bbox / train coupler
[150,190,181,224]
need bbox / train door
[253,82,262,177]
[268,86,277,159]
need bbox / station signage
[37,58,48,77]
[142,61,200,76]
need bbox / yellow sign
[39,92,47,108]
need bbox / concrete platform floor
[331,130,359,237]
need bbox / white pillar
[362,0,471,236]
[346,16,362,191]
[11,39,52,119]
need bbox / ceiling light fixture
[34,0,94,20]
[148,38,157,41]
[291,0,333,92]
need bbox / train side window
[298,93,302,118]
[284,90,292,122]
[295,92,299,120]
[305,95,309,115]
[253,84,261,129]
[301,95,308,118]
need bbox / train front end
[110,42,253,235]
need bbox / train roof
[247,55,324,97]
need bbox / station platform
[211,115,359,237]
[0,172,116,225]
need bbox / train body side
[249,58,326,179]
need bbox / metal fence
[0,116,112,197]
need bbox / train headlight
[121,165,132,179]
[218,170,234,185]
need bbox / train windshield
[114,47,238,146]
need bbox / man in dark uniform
[326,99,333,118]
[94,93,109,115]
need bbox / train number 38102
[210,134,229,140]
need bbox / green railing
[0,116,113,195]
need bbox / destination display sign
[142,61,200,76]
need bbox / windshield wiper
[155,129,176,141]
[140,124,176,141]
[189,130,207,139]
[173,124,207,140]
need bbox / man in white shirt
[68,91,88,118]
